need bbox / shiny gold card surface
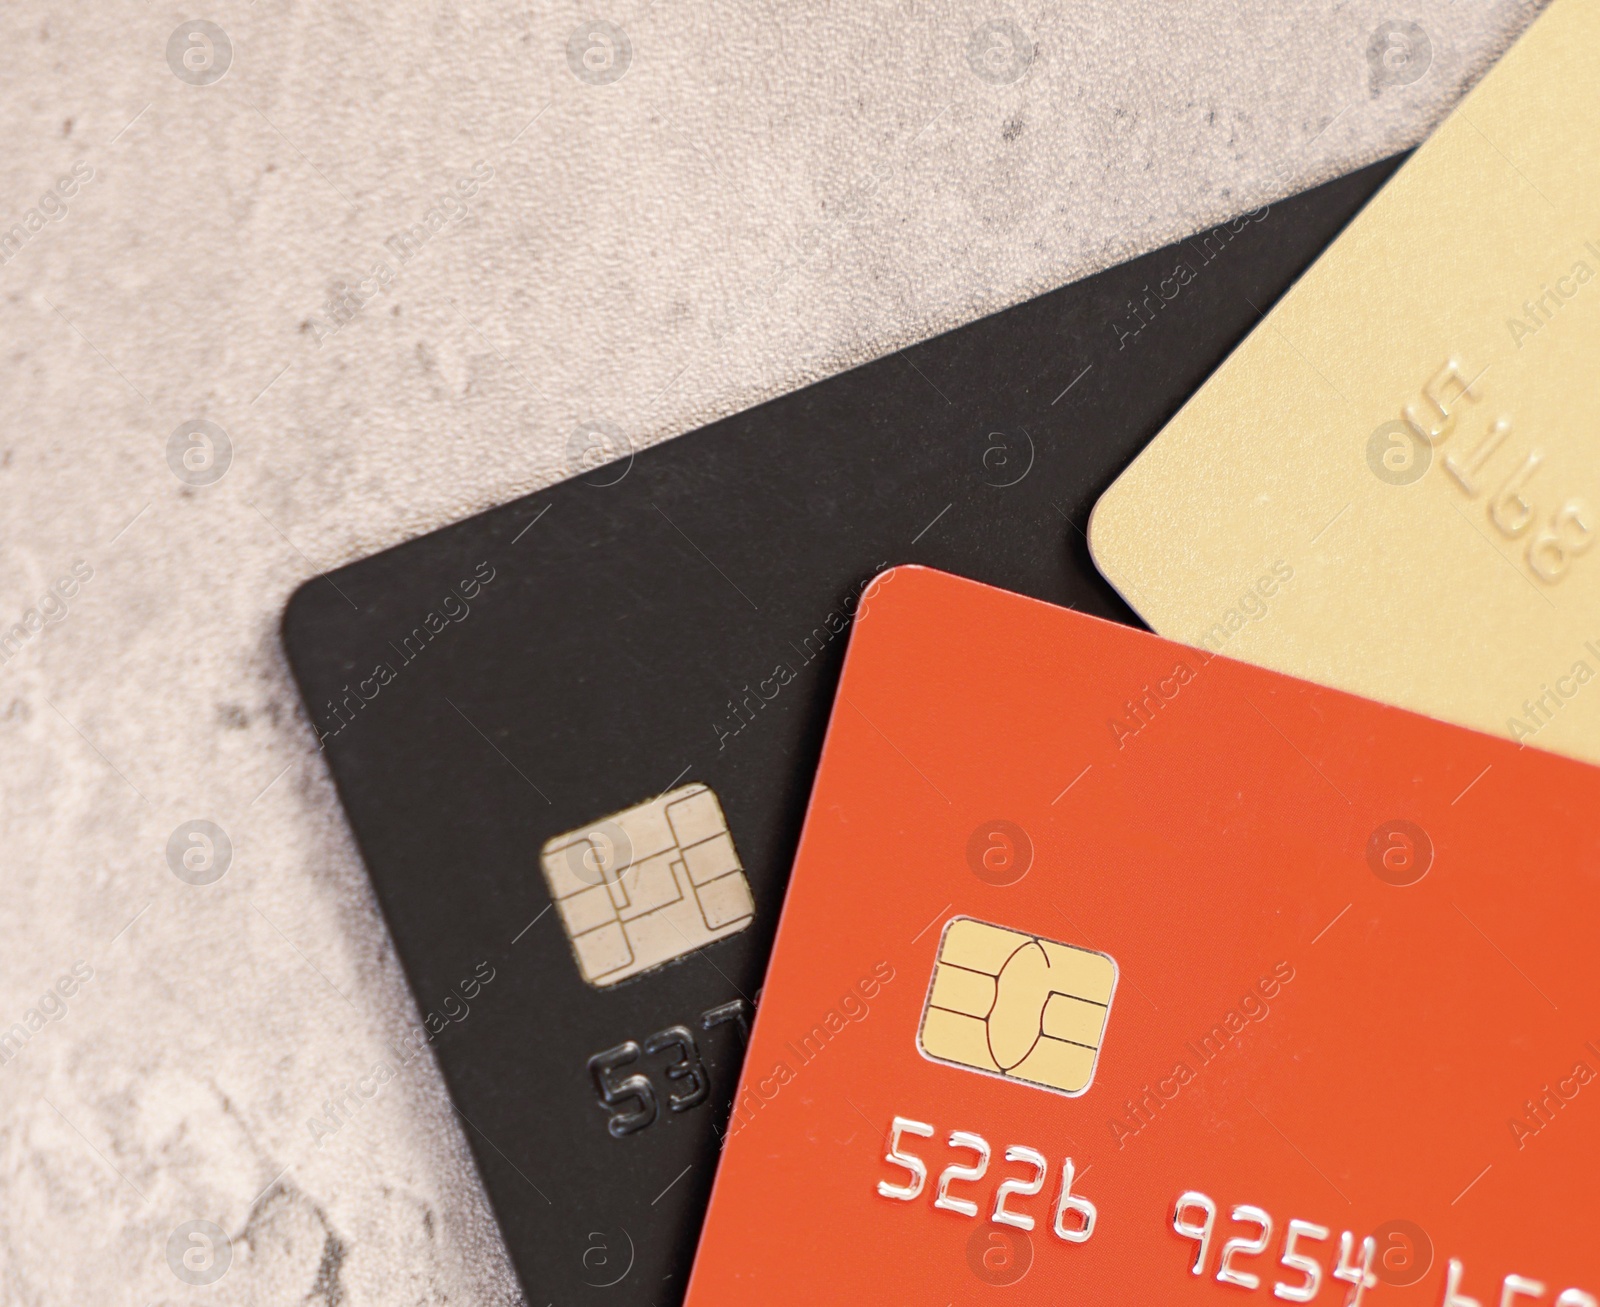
[1090,0,1600,765]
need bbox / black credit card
[281,156,1400,1306]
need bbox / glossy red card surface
[685,566,1600,1306]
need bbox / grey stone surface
[0,0,1544,1301]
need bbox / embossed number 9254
[1174,1191,1376,1303]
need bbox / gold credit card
[1089,0,1600,765]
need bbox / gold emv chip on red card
[917,916,1116,1096]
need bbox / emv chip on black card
[540,785,755,988]
[281,158,1400,1305]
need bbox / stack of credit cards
[282,0,1600,1300]
[283,160,1394,1301]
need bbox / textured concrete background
[0,1,1544,1301]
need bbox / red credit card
[685,566,1600,1305]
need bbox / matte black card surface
[281,157,1399,1305]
